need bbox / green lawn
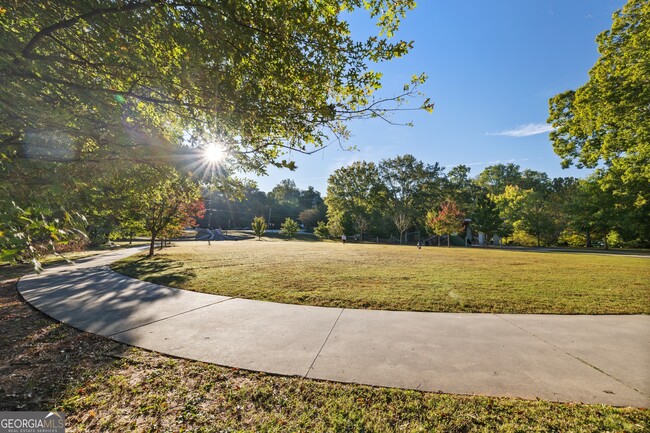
[1,278,647,432]
[112,240,650,314]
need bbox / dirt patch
[0,279,128,410]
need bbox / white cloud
[444,160,501,168]
[486,123,554,137]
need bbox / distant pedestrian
[417,240,422,249]
[342,234,347,244]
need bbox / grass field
[112,240,650,314]
[1,277,647,432]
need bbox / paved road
[17,248,649,407]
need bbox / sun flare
[204,144,225,163]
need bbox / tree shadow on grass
[495,245,650,257]
[260,232,320,242]
[112,255,197,288]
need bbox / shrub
[280,218,299,239]
[251,216,267,240]
[314,221,330,240]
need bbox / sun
[203,144,225,163]
[191,140,229,180]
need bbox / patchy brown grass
[0,274,648,432]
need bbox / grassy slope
[112,240,650,314]
[1,277,647,432]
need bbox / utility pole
[206,197,212,245]
[207,197,212,229]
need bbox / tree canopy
[548,0,649,211]
[325,161,384,236]
[114,164,204,256]
[1,0,431,172]
[379,154,444,227]
[200,180,324,229]
[0,0,432,264]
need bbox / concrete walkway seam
[108,297,235,337]
[495,313,648,399]
[305,308,345,378]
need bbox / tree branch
[22,1,161,58]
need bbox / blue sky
[247,0,625,194]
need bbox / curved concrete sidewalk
[17,248,649,408]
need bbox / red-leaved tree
[426,201,465,247]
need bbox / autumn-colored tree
[426,201,465,247]
[115,165,204,257]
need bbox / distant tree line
[198,179,326,231]
[199,155,647,248]
[322,156,648,248]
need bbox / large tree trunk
[447,233,451,247]
[585,230,591,248]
